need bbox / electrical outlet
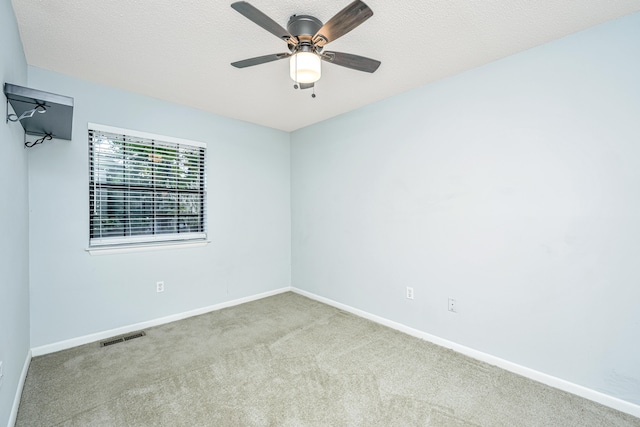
[156,281,165,293]
[448,297,457,313]
[406,287,414,300]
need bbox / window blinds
[89,124,206,247]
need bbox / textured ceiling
[11,0,640,132]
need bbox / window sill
[86,240,210,256]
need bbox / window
[89,124,206,248]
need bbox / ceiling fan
[230,0,381,94]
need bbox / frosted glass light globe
[290,52,321,84]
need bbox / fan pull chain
[294,54,299,89]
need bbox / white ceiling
[11,0,640,132]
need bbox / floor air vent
[99,331,146,347]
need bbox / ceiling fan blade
[321,51,380,73]
[312,0,373,47]
[231,53,290,68]
[231,2,296,45]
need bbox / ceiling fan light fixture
[290,52,321,84]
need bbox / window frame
[87,123,207,252]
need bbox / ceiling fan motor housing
[287,15,322,43]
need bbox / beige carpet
[16,292,640,426]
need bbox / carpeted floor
[16,292,640,426]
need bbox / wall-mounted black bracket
[4,83,74,146]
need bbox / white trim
[86,240,210,256]
[88,122,206,148]
[27,285,640,419]
[90,232,207,247]
[291,287,640,419]
[8,350,31,427]
[31,287,291,357]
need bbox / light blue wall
[291,12,640,405]
[0,0,29,424]
[27,67,292,348]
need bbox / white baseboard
[31,287,291,357]
[26,285,640,419]
[291,287,640,419]
[8,349,31,427]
